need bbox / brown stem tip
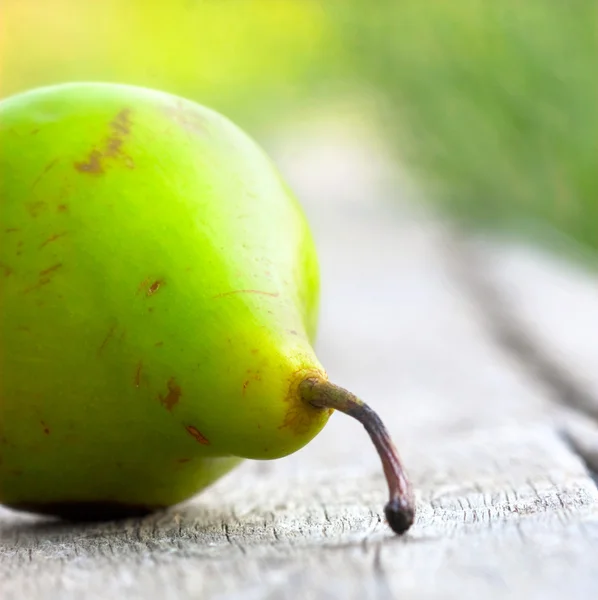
[299,378,415,536]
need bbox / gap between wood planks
[445,227,598,484]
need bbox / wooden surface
[1,126,597,599]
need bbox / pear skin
[0,84,414,533]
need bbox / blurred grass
[0,0,341,129]
[336,0,598,259]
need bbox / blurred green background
[2,0,596,261]
[0,0,343,128]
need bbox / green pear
[0,83,414,534]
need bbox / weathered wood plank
[454,233,598,469]
[1,425,596,599]
[480,238,598,400]
[1,126,597,599]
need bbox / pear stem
[299,377,415,535]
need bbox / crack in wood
[372,542,394,599]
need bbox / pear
[0,83,414,534]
